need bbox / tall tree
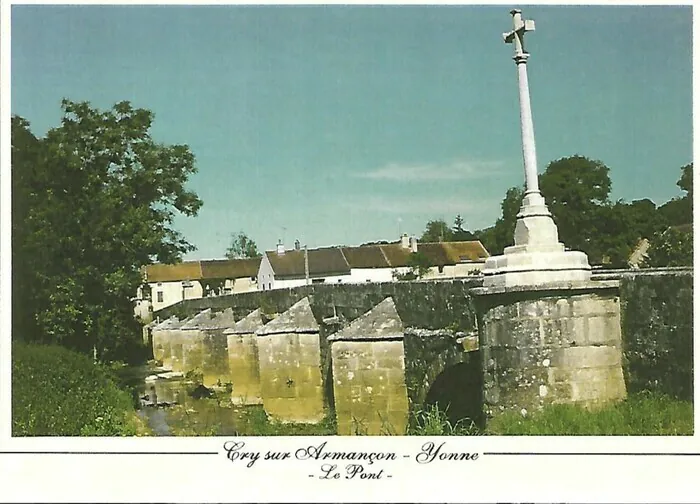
[420,219,453,243]
[539,155,612,261]
[452,214,475,241]
[658,163,693,227]
[225,232,261,259]
[12,100,202,363]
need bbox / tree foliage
[225,231,261,259]
[12,100,202,363]
[452,214,475,241]
[419,219,453,243]
[643,226,693,267]
[457,157,691,267]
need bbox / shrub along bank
[12,343,149,436]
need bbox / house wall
[421,263,484,280]
[348,268,396,284]
[150,280,204,311]
[230,277,258,294]
[257,255,276,290]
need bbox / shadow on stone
[424,357,484,428]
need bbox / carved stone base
[482,197,592,288]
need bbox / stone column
[482,9,591,288]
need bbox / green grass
[234,406,337,436]
[407,403,482,435]
[12,342,150,436]
[486,392,693,435]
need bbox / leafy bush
[12,342,143,436]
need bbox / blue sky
[12,5,692,260]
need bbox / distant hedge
[12,343,141,436]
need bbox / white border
[1,1,697,502]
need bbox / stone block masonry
[619,269,693,400]
[152,270,692,428]
[329,298,410,435]
[225,308,265,405]
[472,281,627,418]
[256,298,325,423]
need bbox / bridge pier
[224,308,265,405]
[256,297,325,423]
[329,297,409,435]
[471,280,627,420]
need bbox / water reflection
[135,375,252,436]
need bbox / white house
[257,235,490,290]
[135,257,261,316]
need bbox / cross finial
[503,8,535,59]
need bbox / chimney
[276,239,285,255]
[294,239,301,251]
[410,236,418,253]
[401,233,410,249]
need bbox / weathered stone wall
[403,328,475,418]
[331,340,409,435]
[473,282,627,418]
[257,332,325,423]
[157,280,481,332]
[198,329,230,387]
[618,269,693,400]
[227,332,262,404]
[153,270,693,417]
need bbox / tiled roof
[267,240,489,278]
[439,241,490,262]
[265,248,350,277]
[201,258,261,279]
[341,246,390,269]
[145,262,202,282]
[144,258,261,283]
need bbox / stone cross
[503,9,541,202]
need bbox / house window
[312,279,325,284]
[156,291,163,303]
[268,283,271,290]
[438,265,445,274]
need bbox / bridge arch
[403,329,480,426]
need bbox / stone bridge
[147,268,692,434]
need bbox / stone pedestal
[329,297,409,436]
[471,280,627,420]
[482,194,592,288]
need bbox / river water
[120,365,257,436]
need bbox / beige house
[135,258,261,315]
